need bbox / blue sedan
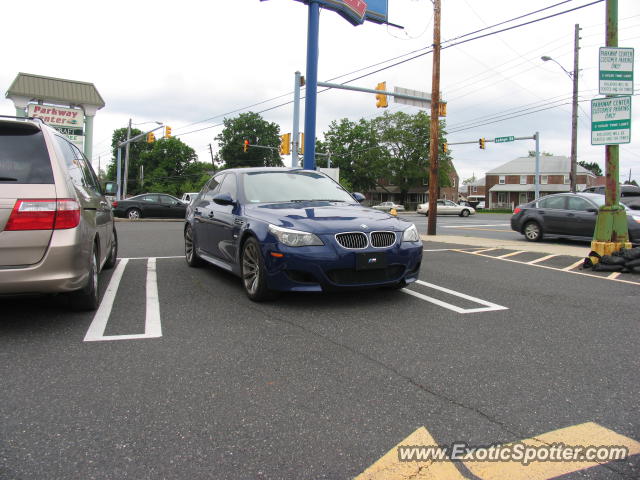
[184,168,423,301]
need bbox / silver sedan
[371,201,405,212]
[417,199,476,217]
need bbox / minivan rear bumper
[0,228,91,294]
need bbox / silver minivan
[0,116,117,310]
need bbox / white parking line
[528,254,558,264]
[84,258,162,342]
[497,250,525,259]
[401,280,509,314]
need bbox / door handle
[208,211,215,218]
[194,208,201,215]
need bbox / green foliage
[215,112,283,169]
[318,111,452,203]
[624,179,638,186]
[578,161,603,177]
[106,128,211,196]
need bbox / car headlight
[268,224,324,247]
[402,223,420,242]
[632,215,640,224]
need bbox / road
[1,221,638,479]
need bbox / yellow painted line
[453,250,640,286]
[497,250,525,259]
[608,272,621,279]
[354,427,467,480]
[527,254,558,264]
[472,248,498,254]
[464,422,640,480]
[562,259,585,271]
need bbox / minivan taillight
[5,199,81,231]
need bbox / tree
[578,161,603,177]
[106,129,209,196]
[316,117,386,193]
[624,179,638,187]
[215,112,283,169]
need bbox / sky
[2,0,639,186]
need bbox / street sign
[291,0,388,25]
[599,47,634,95]
[393,87,431,108]
[494,136,515,143]
[591,96,632,145]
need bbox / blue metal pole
[303,0,320,170]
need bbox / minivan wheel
[524,221,543,242]
[185,225,204,267]
[70,246,99,311]
[127,208,141,220]
[241,237,277,302]
[103,228,118,270]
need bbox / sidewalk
[421,234,590,257]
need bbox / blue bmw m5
[184,168,423,301]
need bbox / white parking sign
[591,96,631,145]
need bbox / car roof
[214,167,314,175]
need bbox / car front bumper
[259,238,423,292]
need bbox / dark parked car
[184,168,423,301]
[511,192,640,245]
[112,193,187,219]
[582,185,640,210]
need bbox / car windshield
[242,171,355,203]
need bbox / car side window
[218,173,237,199]
[54,136,85,188]
[159,195,179,205]
[567,197,593,211]
[203,174,225,201]
[538,196,566,209]
[140,195,158,203]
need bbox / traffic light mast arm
[117,124,164,148]
[316,81,434,105]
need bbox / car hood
[244,202,412,234]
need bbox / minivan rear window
[0,123,54,184]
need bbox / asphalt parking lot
[1,220,638,479]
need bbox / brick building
[485,156,597,209]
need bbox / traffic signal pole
[302,1,320,170]
[592,0,630,256]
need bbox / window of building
[499,175,505,185]
[497,192,507,204]
[472,185,478,193]
[541,175,548,185]
[564,175,570,184]
[520,175,527,185]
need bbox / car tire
[523,221,543,242]
[460,209,470,217]
[241,237,277,302]
[69,244,99,311]
[103,227,118,270]
[185,224,204,267]
[126,208,141,220]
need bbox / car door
[138,195,161,217]
[443,200,458,215]
[536,195,567,234]
[208,173,239,263]
[566,196,599,237]
[193,174,224,256]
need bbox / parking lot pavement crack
[247,305,526,441]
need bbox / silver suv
[0,116,117,310]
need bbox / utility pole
[208,144,215,164]
[570,24,580,193]
[123,118,132,198]
[292,71,302,167]
[592,0,630,254]
[427,0,441,236]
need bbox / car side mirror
[213,192,235,206]
[104,181,117,195]
[352,192,365,203]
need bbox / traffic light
[375,82,388,108]
[443,142,448,153]
[280,133,291,155]
[164,126,172,138]
[146,132,156,143]
[243,140,249,152]
[299,133,304,154]
[438,102,447,117]
[479,138,486,149]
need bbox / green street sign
[599,47,634,95]
[494,136,515,143]
[591,96,631,145]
